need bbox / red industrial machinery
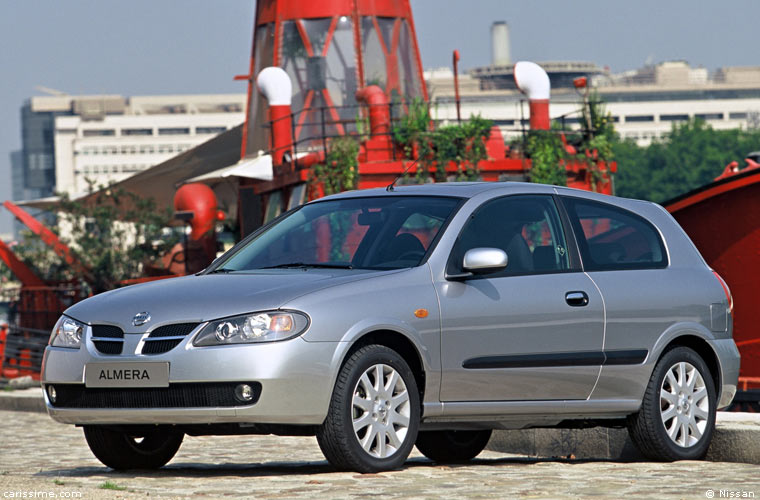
[664,155,760,409]
[232,0,614,233]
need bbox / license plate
[85,362,169,388]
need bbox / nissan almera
[41,182,740,472]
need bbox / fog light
[234,384,254,403]
[47,385,57,403]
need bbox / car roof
[317,181,653,203]
[318,182,543,201]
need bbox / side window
[450,195,570,276]
[562,197,667,271]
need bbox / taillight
[712,271,733,314]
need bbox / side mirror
[448,247,508,280]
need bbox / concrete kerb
[486,411,760,465]
[0,387,46,412]
[1,388,758,465]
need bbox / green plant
[432,116,492,181]
[311,136,360,196]
[392,98,434,182]
[525,131,567,187]
[392,99,492,182]
[99,481,126,491]
[53,478,65,486]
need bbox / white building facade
[24,94,245,198]
[427,62,760,146]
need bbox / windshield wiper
[260,262,353,270]
[207,268,236,274]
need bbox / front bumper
[41,334,342,425]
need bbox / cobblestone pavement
[1,411,759,500]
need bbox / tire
[317,344,420,472]
[83,425,184,470]
[416,429,492,463]
[627,346,716,461]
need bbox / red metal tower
[240,0,428,159]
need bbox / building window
[695,113,724,121]
[158,144,175,153]
[139,145,155,154]
[83,129,116,137]
[660,114,689,122]
[158,127,190,135]
[196,126,227,134]
[123,128,153,136]
[729,112,748,120]
[625,115,654,123]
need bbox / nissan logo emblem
[132,312,151,327]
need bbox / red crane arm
[2,201,100,287]
[0,238,45,286]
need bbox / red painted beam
[0,239,45,286]
[2,201,102,288]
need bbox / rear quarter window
[561,197,667,271]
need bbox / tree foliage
[3,186,175,292]
[614,119,760,203]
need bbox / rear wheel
[416,429,492,463]
[83,425,184,470]
[627,346,716,461]
[317,344,420,472]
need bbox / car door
[436,194,605,402]
[558,195,681,400]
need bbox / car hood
[64,269,398,332]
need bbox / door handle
[565,291,589,307]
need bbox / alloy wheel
[659,361,710,447]
[351,363,411,459]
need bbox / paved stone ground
[1,411,759,500]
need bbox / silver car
[41,182,739,472]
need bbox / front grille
[142,339,183,354]
[141,323,199,355]
[47,382,261,408]
[92,325,124,338]
[148,323,199,338]
[93,341,123,355]
[91,325,124,355]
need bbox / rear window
[562,197,667,271]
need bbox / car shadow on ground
[34,455,627,479]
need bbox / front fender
[323,317,441,409]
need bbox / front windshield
[217,196,461,271]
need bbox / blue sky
[2,0,759,236]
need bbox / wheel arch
[656,334,721,397]
[340,329,427,405]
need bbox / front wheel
[416,429,492,463]
[317,344,420,472]
[83,425,184,470]
[627,346,716,461]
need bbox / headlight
[50,316,85,349]
[193,311,309,346]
